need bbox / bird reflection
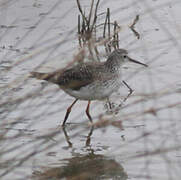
[32,125,128,179]
[32,153,128,180]
[32,139,127,180]
[62,126,73,148]
[62,125,94,148]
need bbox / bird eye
[123,55,127,58]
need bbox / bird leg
[106,97,114,110]
[122,80,133,103]
[86,126,94,147]
[122,80,133,94]
[86,100,92,123]
[62,99,78,126]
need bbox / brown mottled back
[30,62,109,90]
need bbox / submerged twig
[76,0,89,25]
[91,0,100,31]
[107,8,111,52]
[107,8,110,39]
[113,21,119,49]
[88,0,94,30]
[129,15,140,39]
[103,8,108,38]
[78,15,82,47]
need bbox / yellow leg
[86,100,92,123]
[62,99,78,126]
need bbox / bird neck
[105,55,122,73]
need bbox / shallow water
[0,0,181,179]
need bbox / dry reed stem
[129,15,140,39]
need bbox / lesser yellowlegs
[31,49,147,126]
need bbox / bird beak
[128,57,148,67]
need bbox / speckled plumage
[31,49,147,125]
[31,50,125,99]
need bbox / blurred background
[0,0,181,179]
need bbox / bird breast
[62,74,121,100]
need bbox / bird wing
[31,63,98,91]
[56,64,94,90]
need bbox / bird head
[115,49,148,67]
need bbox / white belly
[63,78,121,100]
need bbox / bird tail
[30,72,52,81]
